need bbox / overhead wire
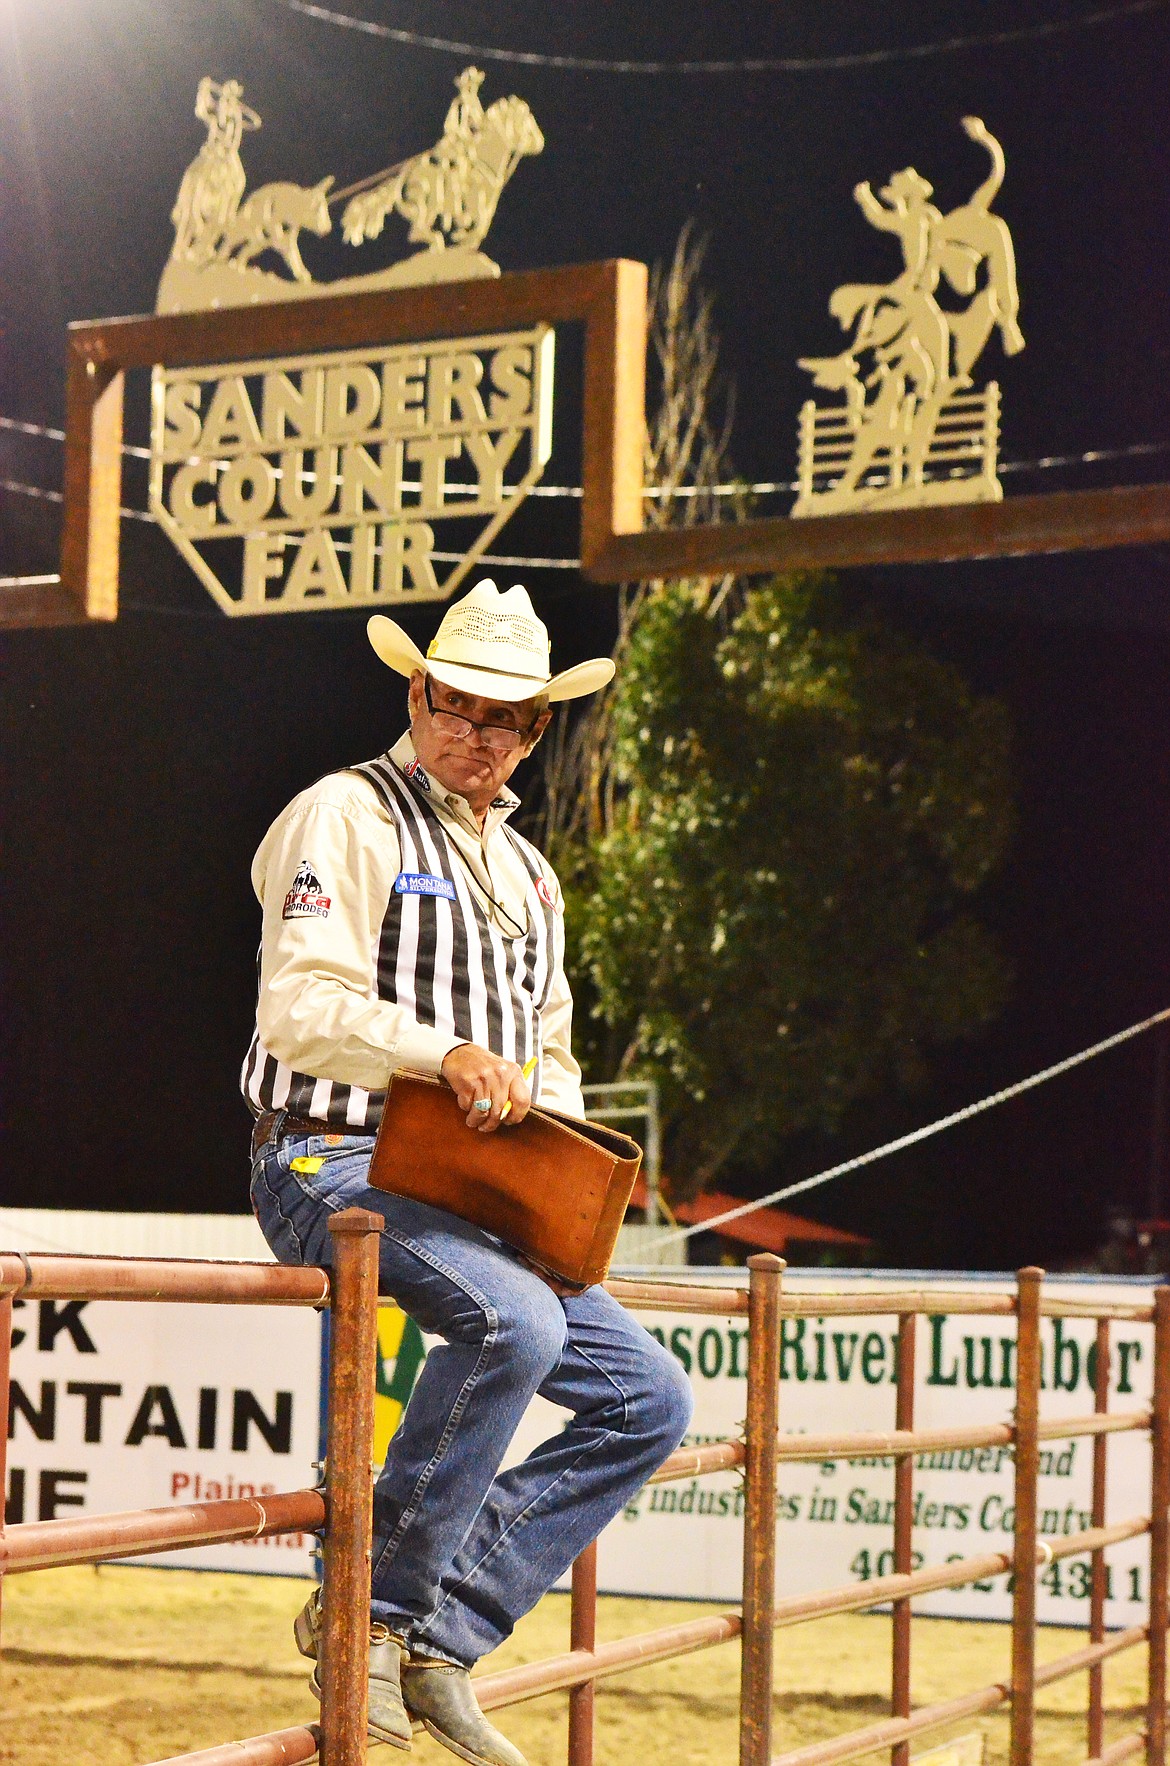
[643,1006,1170,1251]
[267,0,1168,75]
[3,417,1168,584]
[4,424,1169,570]
[1,414,1166,516]
[0,476,153,522]
[0,413,152,460]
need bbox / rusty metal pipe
[775,1421,1011,1463]
[0,1251,329,1307]
[568,1541,597,1766]
[768,1413,1145,1464]
[606,1280,1152,1324]
[143,1725,320,1766]
[605,1278,749,1316]
[318,1209,383,1766]
[773,1291,1016,1318]
[772,1548,1011,1627]
[890,1311,916,1766]
[791,1290,1150,1321]
[1041,1299,1155,1322]
[1147,1288,1170,1765]
[0,1292,11,1651]
[1050,1517,1151,1559]
[1089,1316,1111,1761]
[647,1440,745,1482]
[1,1489,325,1573]
[740,1254,783,1766]
[1038,1409,1151,1441]
[473,1611,743,1710]
[1010,1266,1044,1766]
[1089,1737,1149,1766]
[770,1681,1009,1766]
[1034,1625,1148,1688]
[998,1514,1146,1570]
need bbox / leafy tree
[576,574,1013,1192]
[528,224,1014,1194]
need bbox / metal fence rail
[2,1249,1169,1765]
[0,1212,383,1766]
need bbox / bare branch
[530,220,743,852]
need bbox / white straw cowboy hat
[367,580,615,703]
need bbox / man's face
[407,672,550,808]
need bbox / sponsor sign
[149,327,555,616]
[5,1291,322,1575]
[547,1272,1154,1627]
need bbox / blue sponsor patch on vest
[394,871,457,901]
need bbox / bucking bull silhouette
[797,117,1024,499]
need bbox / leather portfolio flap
[366,1072,642,1287]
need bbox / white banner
[6,1290,322,1576]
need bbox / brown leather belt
[250,1110,339,1158]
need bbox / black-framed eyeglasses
[424,676,540,751]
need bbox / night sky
[1,1,1169,1269]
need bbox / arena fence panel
[0,1209,382,1766]
[1,1247,1168,1766]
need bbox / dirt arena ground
[0,1565,1148,1765]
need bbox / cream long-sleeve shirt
[250,733,585,1118]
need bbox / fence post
[891,1311,918,1766]
[1147,1287,1170,1765]
[740,1253,784,1766]
[1009,1266,1044,1766]
[1089,1315,1110,1762]
[319,1207,384,1766]
[0,1290,12,1651]
[568,1540,598,1766]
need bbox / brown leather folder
[366,1072,642,1288]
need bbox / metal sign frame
[8,254,1170,629]
[38,259,647,627]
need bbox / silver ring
[472,1097,492,1114]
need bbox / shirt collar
[387,732,521,830]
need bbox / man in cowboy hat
[245,581,692,1766]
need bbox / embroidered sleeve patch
[535,875,561,912]
[394,871,457,901]
[283,859,332,920]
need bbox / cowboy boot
[294,1586,414,1751]
[401,1659,527,1766]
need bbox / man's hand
[441,1043,532,1132]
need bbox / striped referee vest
[242,755,559,1132]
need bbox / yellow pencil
[500,1054,539,1121]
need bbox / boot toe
[401,1663,527,1766]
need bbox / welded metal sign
[148,326,553,615]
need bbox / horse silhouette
[342,95,543,253]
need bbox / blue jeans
[250,1125,692,1667]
